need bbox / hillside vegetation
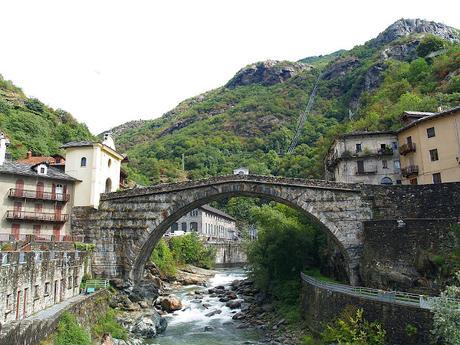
[109,19,460,185]
[0,76,93,160]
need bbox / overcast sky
[0,0,459,134]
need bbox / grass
[303,268,339,283]
[91,309,128,341]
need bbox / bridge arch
[86,176,372,286]
[130,189,351,284]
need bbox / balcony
[401,165,419,177]
[377,147,394,156]
[399,143,416,155]
[356,165,378,175]
[8,189,70,203]
[5,211,69,223]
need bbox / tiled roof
[0,162,78,182]
[200,205,236,221]
[398,105,460,132]
[18,156,63,165]
[337,131,396,139]
[60,141,94,149]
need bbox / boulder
[226,299,242,309]
[160,295,183,312]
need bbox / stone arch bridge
[70,175,460,286]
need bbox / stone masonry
[70,175,460,287]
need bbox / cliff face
[225,60,311,89]
[370,18,460,47]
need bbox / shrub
[431,271,460,345]
[321,308,387,345]
[169,232,215,269]
[416,35,446,57]
[150,239,177,277]
[91,309,128,341]
[54,312,91,345]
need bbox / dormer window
[35,164,48,175]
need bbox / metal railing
[399,142,416,155]
[300,272,459,310]
[401,165,419,177]
[83,279,109,290]
[8,188,70,202]
[5,211,69,223]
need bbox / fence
[300,272,459,310]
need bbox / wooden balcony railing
[399,142,416,155]
[5,211,69,223]
[401,165,419,177]
[8,188,70,202]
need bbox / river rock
[205,309,222,317]
[124,312,168,338]
[159,295,183,312]
[226,299,242,309]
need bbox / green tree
[416,35,446,57]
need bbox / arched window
[105,178,112,193]
[380,177,393,185]
[80,157,87,167]
[108,159,112,168]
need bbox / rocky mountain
[106,19,460,184]
[0,77,93,160]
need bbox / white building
[325,131,402,185]
[233,167,249,175]
[168,205,238,241]
[62,133,124,208]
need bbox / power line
[286,72,323,154]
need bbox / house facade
[397,107,460,185]
[62,133,124,208]
[168,205,238,241]
[325,132,402,185]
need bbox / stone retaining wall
[206,242,247,267]
[301,278,435,345]
[0,290,109,345]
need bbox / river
[146,268,261,345]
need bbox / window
[68,276,72,289]
[171,223,178,232]
[382,160,388,169]
[380,177,393,185]
[355,144,362,153]
[433,173,442,184]
[74,276,79,287]
[190,222,198,231]
[394,160,401,171]
[410,178,418,185]
[108,159,112,167]
[427,127,436,138]
[105,178,112,193]
[429,149,439,161]
[396,180,402,185]
[15,179,24,197]
[40,167,45,174]
[181,222,187,231]
[44,282,50,296]
[6,294,11,310]
[36,182,44,199]
[34,285,40,299]
[80,157,87,167]
[357,160,364,173]
[380,144,386,150]
[407,136,412,144]
[33,225,41,237]
[392,142,398,149]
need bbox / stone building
[0,250,88,324]
[397,106,460,184]
[168,205,238,241]
[0,134,77,240]
[62,133,125,208]
[325,132,402,185]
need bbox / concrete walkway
[26,293,89,321]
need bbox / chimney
[0,133,10,166]
[27,151,32,159]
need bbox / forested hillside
[0,76,93,159]
[108,19,460,185]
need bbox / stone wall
[361,218,458,292]
[0,250,89,327]
[362,182,460,219]
[301,279,435,345]
[0,290,109,345]
[206,241,247,267]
